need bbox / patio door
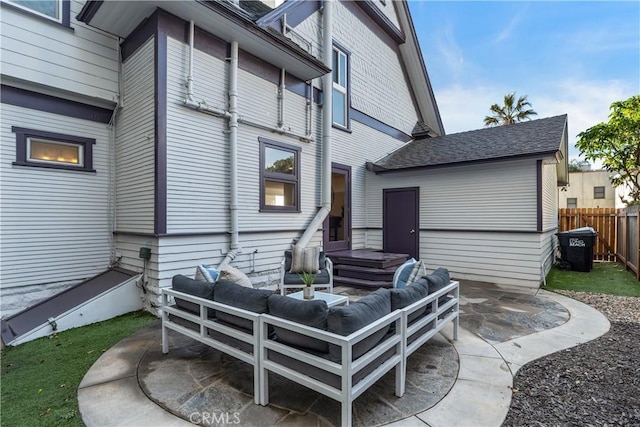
[323,163,351,252]
[383,187,419,259]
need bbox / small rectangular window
[6,0,67,24]
[12,127,95,172]
[260,138,300,212]
[594,186,605,199]
[567,198,577,208]
[332,44,350,130]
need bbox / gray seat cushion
[267,294,329,352]
[213,280,272,331]
[172,274,215,314]
[282,270,331,285]
[327,288,391,362]
[390,278,429,325]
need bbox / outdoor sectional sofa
[161,270,459,427]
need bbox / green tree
[576,95,640,206]
[484,92,538,127]
[568,159,583,172]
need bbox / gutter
[295,0,332,248]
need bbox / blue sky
[408,1,640,164]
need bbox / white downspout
[186,21,195,103]
[277,68,285,130]
[296,0,332,248]
[220,40,241,267]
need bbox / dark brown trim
[356,0,405,44]
[11,126,96,173]
[76,0,102,23]
[259,137,301,213]
[323,163,352,252]
[114,229,307,238]
[154,29,168,235]
[256,0,321,31]
[1,85,113,123]
[351,109,412,142]
[536,159,543,232]
[120,13,158,62]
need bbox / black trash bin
[556,227,598,272]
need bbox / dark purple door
[383,187,419,259]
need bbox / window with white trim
[594,186,605,199]
[260,138,300,212]
[5,0,69,26]
[332,45,349,129]
[12,127,95,172]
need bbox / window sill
[259,208,301,213]
[13,161,95,173]
[332,123,352,133]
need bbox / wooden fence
[617,206,640,280]
[559,206,640,280]
[558,208,617,261]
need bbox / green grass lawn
[544,261,640,297]
[1,311,157,427]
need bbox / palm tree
[484,92,538,126]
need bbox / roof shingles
[375,115,567,172]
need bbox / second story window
[6,0,69,26]
[332,44,350,129]
[260,138,301,212]
[594,186,605,199]
[567,198,577,208]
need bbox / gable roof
[371,114,568,173]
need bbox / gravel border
[503,292,640,426]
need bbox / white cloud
[435,23,465,79]
[433,79,637,169]
[494,7,526,44]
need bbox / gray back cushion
[425,268,451,305]
[267,295,329,353]
[390,278,429,324]
[213,280,272,331]
[172,274,215,314]
[327,288,391,362]
[284,250,327,272]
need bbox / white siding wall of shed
[542,162,559,231]
[0,104,112,315]
[0,0,119,104]
[116,38,156,234]
[364,159,546,288]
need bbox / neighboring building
[558,170,616,209]
[0,0,569,328]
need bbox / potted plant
[300,272,316,299]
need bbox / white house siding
[333,1,418,135]
[116,38,156,234]
[542,162,559,231]
[0,0,119,104]
[376,0,401,28]
[364,159,546,288]
[0,104,112,316]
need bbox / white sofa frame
[161,288,262,404]
[160,280,460,426]
[259,310,404,427]
[279,256,334,295]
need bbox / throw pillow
[390,277,429,324]
[394,258,416,289]
[327,288,391,362]
[267,294,329,353]
[195,264,219,283]
[407,260,427,284]
[289,245,321,274]
[218,264,253,288]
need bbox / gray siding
[116,38,156,233]
[0,104,112,291]
[0,0,119,103]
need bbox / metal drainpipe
[220,40,241,268]
[186,21,195,102]
[296,0,332,248]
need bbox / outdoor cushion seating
[280,248,334,294]
[392,258,416,288]
[162,269,459,426]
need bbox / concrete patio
[77,281,610,426]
